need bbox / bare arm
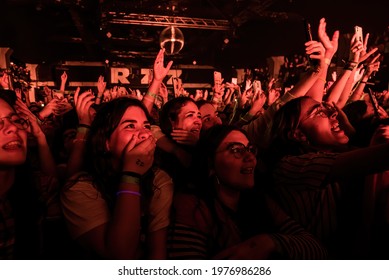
[306,18,339,102]
[143,49,173,114]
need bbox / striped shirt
[272,152,350,253]
[168,193,327,259]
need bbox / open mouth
[3,140,23,150]
[331,123,341,132]
[240,167,254,174]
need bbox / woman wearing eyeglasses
[167,124,327,259]
[267,96,389,258]
[0,91,59,259]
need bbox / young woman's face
[213,130,257,190]
[106,106,152,162]
[173,101,202,136]
[0,99,28,167]
[200,103,222,131]
[296,98,349,148]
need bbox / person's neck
[216,183,240,212]
[0,168,16,199]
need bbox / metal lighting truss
[105,12,231,31]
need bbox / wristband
[146,91,158,98]
[344,61,358,71]
[77,126,90,134]
[121,171,142,178]
[121,175,141,185]
[324,58,331,66]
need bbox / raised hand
[14,98,44,138]
[61,71,68,84]
[365,53,381,77]
[318,18,339,60]
[305,40,326,64]
[97,75,106,94]
[0,72,10,89]
[348,34,364,63]
[359,33,378,63]
[250,90,266,114]
[153,48,173,82]
[74,87,95,126]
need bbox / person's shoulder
[63,172,94,191]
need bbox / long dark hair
[84,97,154,208]
[266,96,308,168]
[0,93,43,258]
[191,125,275,242]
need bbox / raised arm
[306,18,339,102]
[66,88,95,178]
[348,53,381,102]
[337,34,379,107]
[325,34,363,104]
[143,49,173,114]
[15,98,57,177]
[59,71,68,93]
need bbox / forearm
[66,130,88,178]
[330,143,389,180]
[326,60,357,104]
[305,63,329,102]
[336,68,357,108]
[60,81,66,92]
[288,67,323,99]
[348,75,369,102]
[106,180,141,259]
[143,79,162,113]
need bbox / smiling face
[0,99,28,167]
[199,103,222,131]
[172,101,202,136]
[213,130,257,190]
[106,105,152,166]
[295,98,349,149]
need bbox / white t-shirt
[61,169,173,239]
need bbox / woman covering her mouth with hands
[61,97,173,259]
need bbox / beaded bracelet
[116,190,141,197]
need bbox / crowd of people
[1,18,389,260]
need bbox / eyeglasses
[298,103,337,126]
[217,142,258,159]
[0,114,29,130]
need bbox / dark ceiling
[1,0,388,69]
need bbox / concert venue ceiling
[1,0,388,69]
